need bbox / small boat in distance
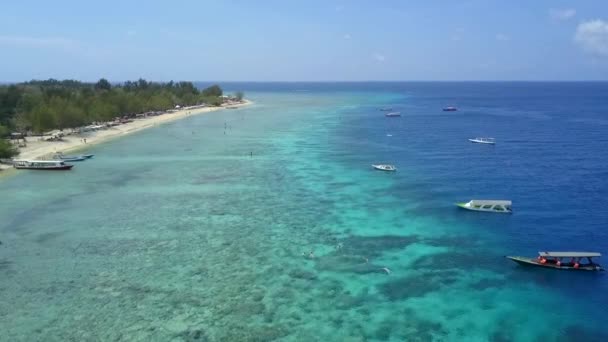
[443,106,457,111]
[380,107,393,111]
[506,252,604,272]
[385,112,401,117]
[469,137,495,144]
[456,200,512,213]
[372,164,397,172]
[13,160,74,170]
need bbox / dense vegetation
[0,79,226,158]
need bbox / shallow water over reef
[1,83,608,341]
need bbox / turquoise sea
[1,82,608,341]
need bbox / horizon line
[3,79,608,84]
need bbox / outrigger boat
[372,164,397,172]
[385,112,401,117]
[56,153,94,160]
[54,155,86,162]
[456,200,512,213]
[506,252,604,272]
[469,137,495,144]
[13,160,74,170]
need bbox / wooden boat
[385,112,401,117]
[443,106,457,111]
[372,164,397,172]
[506,252,604,271]
[13,160,73,170]
[469,137,495,144]
[54,155,85,162]
[56,153,94,160]
[456,200,512,213]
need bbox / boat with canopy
[372,164,397,172]
[506,252,603,271]
[456,200,512,213]
[13,160,74,170]
[469,137,495,144]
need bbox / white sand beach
[0,100,251,174]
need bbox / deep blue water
[1,82,607,341]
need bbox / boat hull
[506,256,604,271]
[372,165,396,172]
[468,139,495,144]
[14,165,73,170]
[455,202,512,214]
[58,157,86,162]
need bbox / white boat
[456,200,512,213]
[372,164,397,172]
[13,160,74,170]
[469,137,495,144]
[385,112,401,117]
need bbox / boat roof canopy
[14,159,62,163]
[539,251,601,258]
[469,200,511,206]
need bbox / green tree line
[0,79,224,158]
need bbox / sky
[1,0,608,82]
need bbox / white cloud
[495,33,510,41]
[550,8,576,20]
[343,33,351,40]
[575,20,608,57]
[0,35,75,48]
[373,52,386,62]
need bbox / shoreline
[0,100,252,177]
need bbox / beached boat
[443,106,457,111]
[385,112,401,117]
[54,155,86,162]
[469,137,495,144]
[506,252,603,271]
[372,164,397,172]
[13,160,73,170]
[456,200,512,213]
[56,153,94,160]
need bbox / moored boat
[469,137,495,144]
[13,160,74,170]
[385,112,401,117]
[456,200,512,213]
[56,153,94,161]
[372,164,397,172]
[506,252,604,271]
[54,155,86,162]
[443,106,457,111]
